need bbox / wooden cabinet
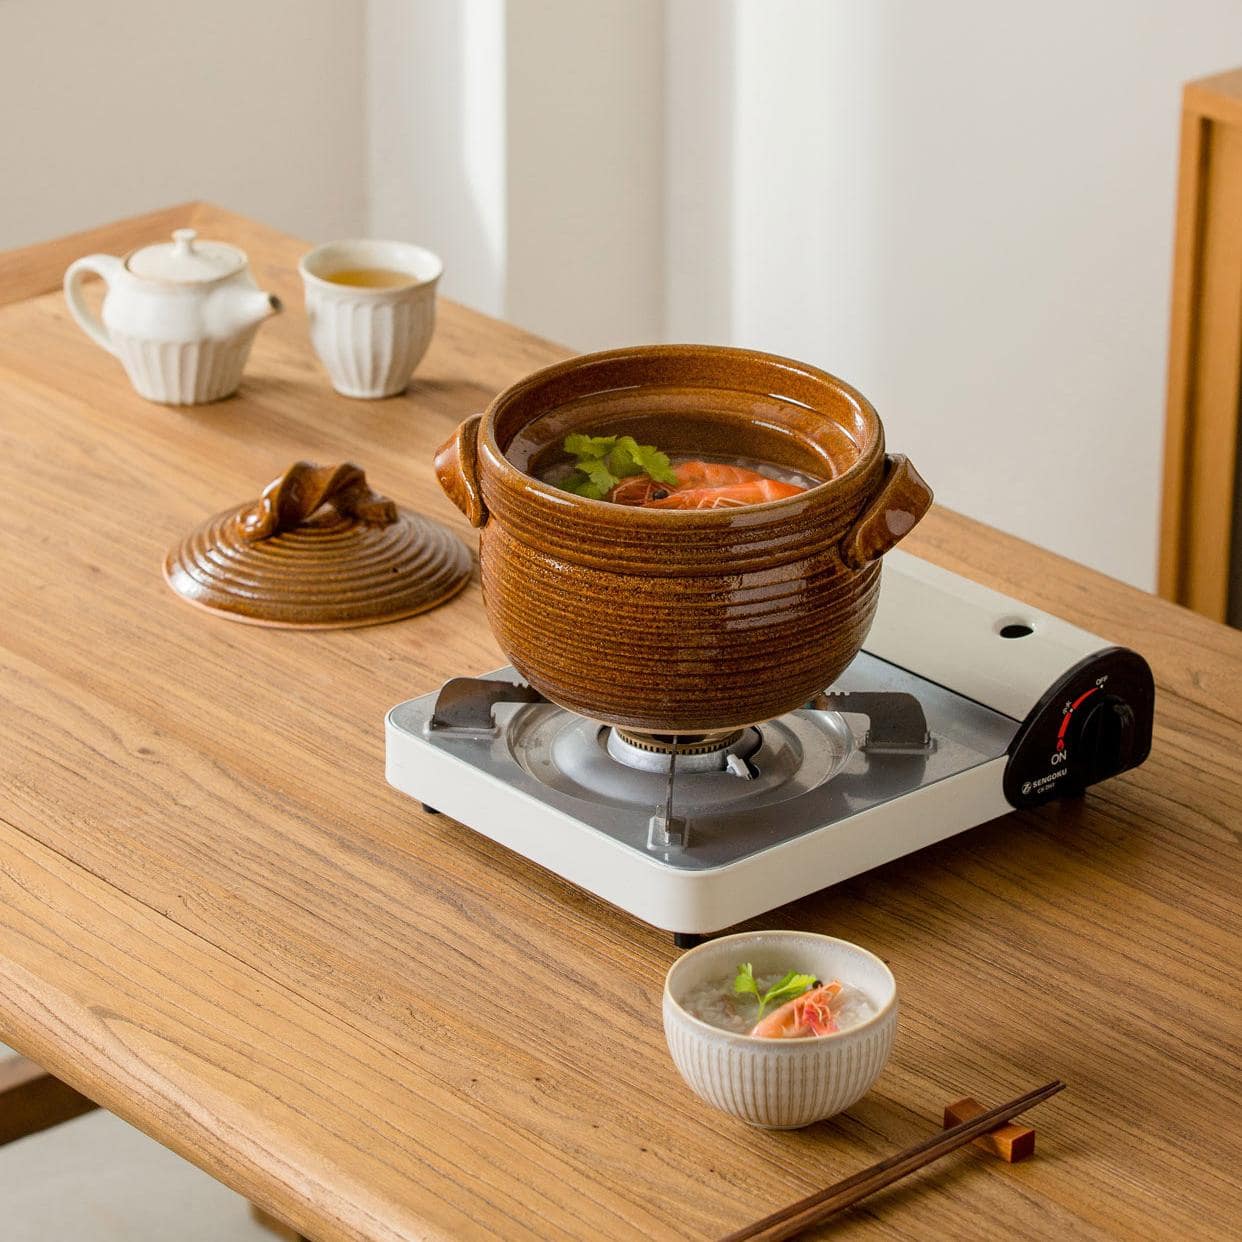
[1160,68,1242,623]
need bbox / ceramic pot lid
[164,461,471,628]
[128,228,246,283]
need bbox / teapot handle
[839,454,933,569]
[64,254,123,355]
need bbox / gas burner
[613,728,743,753]
[506,707,852,816]
[606,727,754,775]
[386,551,1155,944]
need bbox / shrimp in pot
[607,475,675,505]
[670,461,773,488]
[607,460,808,508]
[645,478,806,509]
[608,461,771,506]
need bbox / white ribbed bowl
[300,239,441,399]
[663,931,897,1129]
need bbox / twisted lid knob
[238,462,398,542]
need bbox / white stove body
[386,552,1127,934]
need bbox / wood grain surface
[0,204,1239,1241]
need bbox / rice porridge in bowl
[663,931,898,1129]
[681,971,878,1037]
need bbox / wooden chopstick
[719,1080,1065,1242]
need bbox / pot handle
[434,414,488,528]
[839,454,932,569]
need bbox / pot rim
[478,343,884,524]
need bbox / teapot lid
[127,228,246,283]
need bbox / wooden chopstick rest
[720,1081,1064,1241]
[944,1095,1035,1162]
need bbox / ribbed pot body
[468,346,921,735]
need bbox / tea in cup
[300,240,442,398]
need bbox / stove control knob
[1003,646,1154,809]
[1075,695,1136,784]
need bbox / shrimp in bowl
[680,966,875,1039]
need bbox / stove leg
[673,932,702,949]
[421,803,441,815]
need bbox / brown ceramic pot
[435,345,931,736]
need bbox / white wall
[6,1,1241,590]
[0,0,366,250]
[366,0,665,343]
[678,0,1242,591]
[730,4,884,383]
[504,0,665,348]
[369,0,1241,589]
[664,0,735,344]
[366,0,507,316]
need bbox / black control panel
[1003,646,1154,809]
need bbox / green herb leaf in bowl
[733,962,818,1019]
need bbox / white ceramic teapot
[64,228,282,405]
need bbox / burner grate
[393,655,1018,874]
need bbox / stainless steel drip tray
[386,652,1019,872]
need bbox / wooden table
[0,205,1238,1241]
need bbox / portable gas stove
[386,551,1154,943]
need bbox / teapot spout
[207,286,283,338]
